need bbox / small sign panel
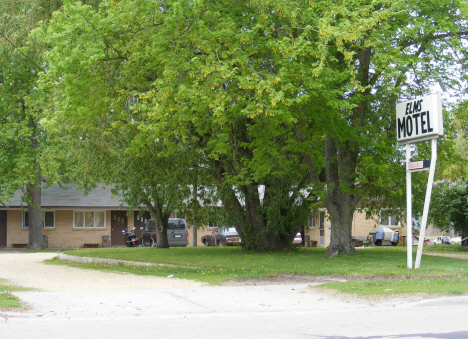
[408,160,431,172]
[396,93,444,144]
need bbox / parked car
[141,218,189,247]
[201,227,241,246]
[441,236,452,245]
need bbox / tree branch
[0,32,45,72]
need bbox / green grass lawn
[56,246,468,296]
[316,276,468,296]
[0,279,32,308]
[422,244,468,253]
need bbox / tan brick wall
[6,209,115,248]
[303,209,405,247]
[352,209,380,237]
[7,210,28,246]
[45,210,111,248]
[303,211,331,247]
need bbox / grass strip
[46,257,223,284]
[0,279,32,308]
[422,244,468,254]
[316,276,468,296]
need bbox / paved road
[1,252,468,339]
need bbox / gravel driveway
[0,250,203,292]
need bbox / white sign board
[396,93,443,144]
[408,160,431,172]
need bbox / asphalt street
[2,283,468,339]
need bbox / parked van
[141,218,189,247]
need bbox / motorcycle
[122,227,141,247]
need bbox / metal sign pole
[406,143,413,269]
[397,93,443,269]
[415,138,437,269]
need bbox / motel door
[0,211,6,247]
[134,211,151,240]
[111,211,128,246]
[319,211,325,246]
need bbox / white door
[319,211,325,246]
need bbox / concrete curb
[57,253,200,269]
[58,253,164,268]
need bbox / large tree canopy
[0,0,64,248]
[296,0,468,255]
[36,0,316,250]
[35,0,468,253]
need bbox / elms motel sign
[396,93,443,144]
[396,92,444,270]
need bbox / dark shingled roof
[2,183,127,209]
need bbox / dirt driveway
[0,250,203,292]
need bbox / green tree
[40,79,211,248]
[35,0,315,250]
[430,179,468,245]
[294,0,468,256]
[436,101,468,180]
[0,0,64,249]
[35,0,468,254]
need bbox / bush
[430,179,468,239]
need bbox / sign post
[406,144,413,268]
[396,93,443,269]
[414,139,437,269]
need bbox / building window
[23,211,55,229]
[380,211,399,227]
[308,212,316,228]
[74,211,105,228]
[319,211,325,229]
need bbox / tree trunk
[462,233,468,247]
[27,168,42,250]
[155,216,169,248]
[191,184,198,247]
[149,203,170,249]
[27,117,43,250]
[220,182,291,250]
[213,160,297,250]
[323,135,361,257]
[325,196,356,257]
[192,222,197,247]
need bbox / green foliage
[33,0,320,249]
[0,0,70,196]
[0,0,69,248]
[29,0,468,252]
[430,179,468,234]
[437,101,468,180]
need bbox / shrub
[430,179,468,239]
